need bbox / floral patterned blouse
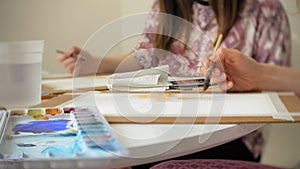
[133,0,291,160]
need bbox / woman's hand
[57,46,100,76]
[202,48,264,92]
[57,46,80,74]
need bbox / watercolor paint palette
[0,106,128,161]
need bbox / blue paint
[87,145,118,151]
[13,120,72,134]
[73,134,85,153]
[57,133,77,137]
[78,125,106,130]
[41,146,71,157]
[41,134,85,158]
[79,130,109,135]
[77,121,103,126]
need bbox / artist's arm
[209,48,300,96]
[259,64,300,96]
[57,46,142,76]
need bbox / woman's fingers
[56,46,83,74]
[200,53,212,76]
[57,53,69,62]
[68,46,81,55]
[218,80,233,91]
[66,62,75,74]
[210,72,226,84]
[62,57,76,73]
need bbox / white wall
[0,0,122,74]
[280,0,300,68]
[0,0,154,74]
[119,0,154,54]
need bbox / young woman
[58,0,291,167]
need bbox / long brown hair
[154,0,244,51]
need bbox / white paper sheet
[108,65,169,92]
[42,66,169,92]
[58,91,290,119]
[42,75,111,91]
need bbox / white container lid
[0,40,44,64]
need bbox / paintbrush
[56,49,86,61]
[203,34,223,92]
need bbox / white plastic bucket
[0,40,44,108]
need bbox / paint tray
[0,106,128,161]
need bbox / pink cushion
[150,159,286,169]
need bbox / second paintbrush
[56,49,86,61]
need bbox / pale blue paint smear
[41,133,85,158]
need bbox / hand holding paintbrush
[56,46,86,74]
[57,46,101,76]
